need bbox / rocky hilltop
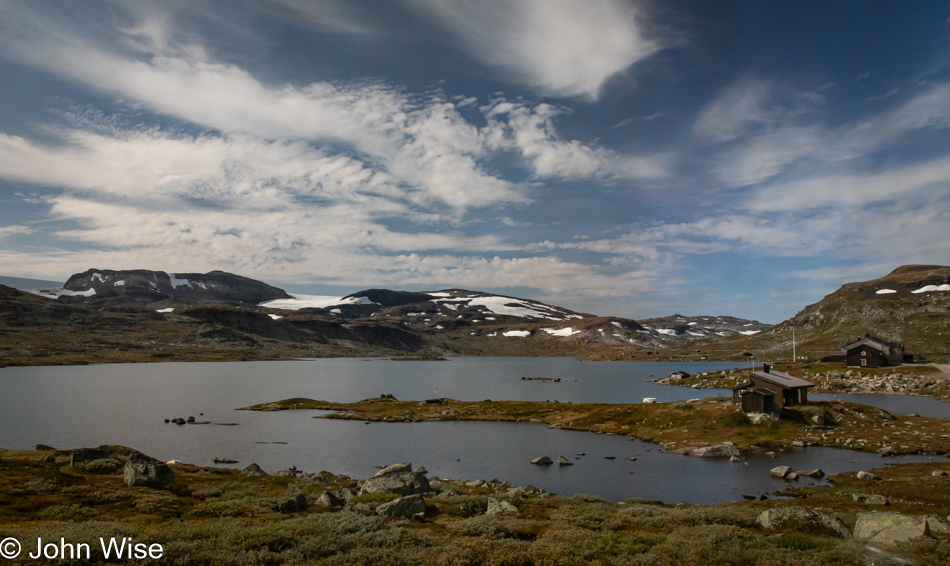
[55,269,291,307]
[678,265,950,361]
[636,313,771,341]
[259,287,663,356]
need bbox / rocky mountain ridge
[674,265,950,361]
[42,269,291,307]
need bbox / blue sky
[0,0,948,323]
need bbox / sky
[0,0,948,324]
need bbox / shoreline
[240,397,950,457]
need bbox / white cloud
[694,77,775,142]
[484,101,666,180]
[0,225,33,240]
[409,0,660,99]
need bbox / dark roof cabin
[841,334,903,368]
[732,363,813,413]
[668,370,691,379]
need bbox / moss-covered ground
[1,447,948,565]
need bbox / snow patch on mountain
[259,294,379,310]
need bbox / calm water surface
[0,358,945,504]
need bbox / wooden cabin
[732,363,813,413]
[841,334,903,368]
[668,370,691,379]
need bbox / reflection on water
[0,358,945,504]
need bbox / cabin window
[860,350,866,356]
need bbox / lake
[0,358,946,504]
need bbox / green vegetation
[0,448,947,565]
[243,397,950,455]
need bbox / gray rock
[377,494,426,518]
[689,445,741,459]
[853,493,889,505]
[878,446,898,457]
[925,515,950,535]
[857,471,882,481]
[334,487,357,502]
[730,455,740,462]
[360,471,431,496]
[932,470,950,477]
[413,466,428,475]
[123,451,174,488]
[798,469,825,478]
[755,507,852,538]
[770,466,792,478]
[375,462,413,477]
[242,463,268,477]
[854,512,932,545]
[557,455,573,466]
[70,446,112,467]
[786,472,799,481]
[531,456,553,465]
[314,491,344,508]
[486,497,519,515]
[273,494,308,513]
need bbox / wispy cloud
[408,0,661,99]
[484,100,667,180]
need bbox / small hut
[732,363,813,413]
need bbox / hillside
[670,265,950,362]
[35,269,291,307]
[636,314,770,340]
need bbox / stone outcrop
[123,451,175,488]
[359,462,430,496]
[857,471,882,481]
[376,494,426,518]
[531,456,553,465]
[242,463,268,477]
[854,512,933,545]
[486,497,520,515]
[770,466,792,478]
[689,445,740,459]
[755,507,852,538]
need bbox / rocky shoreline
[1,444,948,565]
[242,396,950,457]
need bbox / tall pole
[792,328,796,363]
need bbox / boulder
[413,466,428,475]
[689,445,740,459]
[377,494,426,518]
[272,494,308,513]
[854,512,932,545]
[486,497,519,515]
[123,451,175,488]
[857,471,882,481]
[852,493,889,505]
[557,456,573,466]
[755,507,852,538]
[878,446,898,457]
[360,471,430,496]
[314,491,344,508]
[932,470,950,477]
[730,456,740,462]
[375,462,413,477]
[242,463,268,477]
[334,487,357,502]
[770,466,792,478]
[531,456,553,465]
[926,515,950,535]
[798,469,825,478]
[70,446,113,467]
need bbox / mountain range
[1,264,947,365]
